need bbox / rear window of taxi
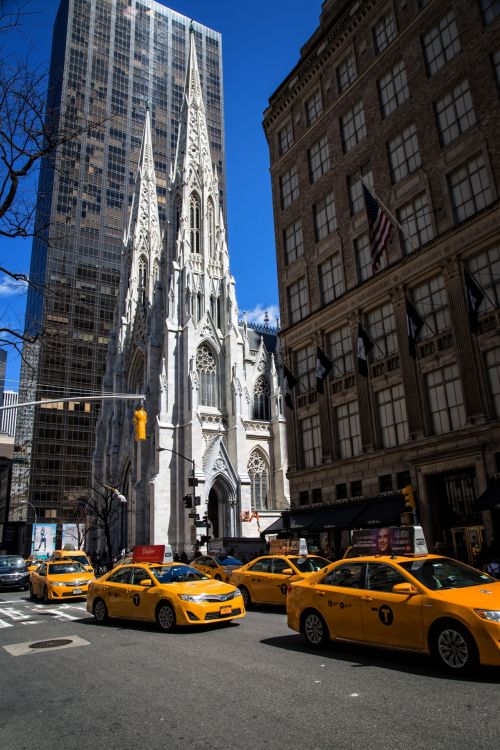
[289,556,329,573]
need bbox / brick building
[263,0,500,563]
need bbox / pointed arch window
[248,450,270,510]
[138,255,147,305]
[210,294,221,328]
[253,376,271,420]
[153,259,159,285]
[196,344,217,407]
[190,193,201,253]
[208,199,215,257]
[175,197,181,240]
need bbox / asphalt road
[0,589,499,750]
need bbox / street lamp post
[21,500,37,555]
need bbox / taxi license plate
[219,606,231,616]
[73,588,83,595]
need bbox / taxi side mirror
[282,568,294,575]
[392,582,418,595]
[139,579,152,587]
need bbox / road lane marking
[0,618,13,628]
[0,608,31,621]
[3,634,90,656]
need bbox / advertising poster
[350,526,428,556]
[62,523,85,550]
[32,524,57,557]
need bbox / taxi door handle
[361,596,373,602]
[316,591,326,597]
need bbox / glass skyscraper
[12,0,225,525]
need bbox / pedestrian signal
[402,484,415,509]
[133,408,147,441]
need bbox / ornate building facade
[94,31,289,555]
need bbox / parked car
[0,555,29,591]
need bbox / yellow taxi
[86,561,246,631]
[230,554,330,608]
[26,556,47,574]
[30,560,95,603]
[287,553,500,673]
[52,550,94,573]
[190,554,243,583]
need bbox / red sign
[132,545,165,564]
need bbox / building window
[328,325,353,378]
[190,193,201,253]
[336,400,361,458]
[422,12,461,77]
[138,255,147,305]
[336,483,348,500]
[299,490,309,506]
[283,220,304,265]
[313,191,337,242]
[467,245,500,313]
[280,166,299,209]
[378,60,409,118]
[367,303,397,361]
[296,345,316,392]
[397,470,411,488]
[373,12,397,54]
[308,135,330,183]
[388,124,421,183]
[492,49,500,85]
[319,253,345,304]
[341,100,367,153]
[411,275,450,340]
[248,450,270,510]
[288,276,309,324]
[486,348,500,417]
[311,488,322,504]
[348,164,373,215]
[448,155,493,224]
[207,200,215,257]
[379,474,393,492]
[480,0,500,26]
[278,121,293,155]
[301,414,322,468]
[196,345,217,407]
[355,233,386,281]
[350,480,362,497]
[377,383,409,448]
[435,80,476,146]
[397,193,434,255]
[253,376,270,420]
[337,53,357,92]
[305,88,323,126]
[426,364,466,434]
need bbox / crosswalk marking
[0,618,13,628]
[0,608,31,621]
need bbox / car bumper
[0,576,30,589]
[175,596,246,626]
[47,585,89,600]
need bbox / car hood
[159,578,237,595]
[428,581,500,608]
[47,573,93,582]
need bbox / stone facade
[93,31,289,556]
[263,0,500,563]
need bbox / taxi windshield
[47,562,86,575]
[152,565,208,583]
[62,555,89,566]
[400,557,496,590]
[289,556,330,572]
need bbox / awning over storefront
[261,516,284,535]
[261,509,325,536]
[475,484,500,511]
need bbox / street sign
[188,512,198,519]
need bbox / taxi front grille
[204,608,241,621]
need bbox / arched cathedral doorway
[207,476,237,539]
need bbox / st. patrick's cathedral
[93,29,289,556]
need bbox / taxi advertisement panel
[132,545,165,563]
[350,526,428,556]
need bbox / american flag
[363,184,392,273]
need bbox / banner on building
[62,523,85,550]
[32,524,57,557]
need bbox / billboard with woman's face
[32,524,57,557]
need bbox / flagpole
[360,176,419,253]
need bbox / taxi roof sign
[132,545,165,564]
[350,526,428,557]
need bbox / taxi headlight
[50,581,67,587]
[178,594,206,602]
[474,609,500,623]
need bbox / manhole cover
[29,639,73,649]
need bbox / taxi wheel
[93,599,108,625]
[239,586,251,610]
[156,601,176,632]
[302,610,329,648]
[431,621,478,673]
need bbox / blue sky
[0,0,322,392]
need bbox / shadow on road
[77,615,242,636]
[260,632,500,683]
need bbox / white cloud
[244,303,280,327]
[0,277,27,297]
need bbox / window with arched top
[208,200,215,257]
[138,256,147,305]
[196,344,217,407]
[248,450,270,510]
[175,197,181,240]
[253,376,271,420]
[153,259,159,285]
[190,193,201,253]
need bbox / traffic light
[133,407,147,441]
[183,494,193,509]
[402,484,415,509]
